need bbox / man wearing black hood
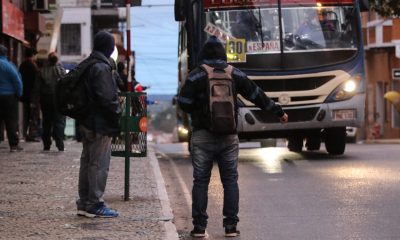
[178,36,288,237]
[76,31,121,218]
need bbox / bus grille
[253,76,335,92]
[251,107,320,123]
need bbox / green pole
[124,93,131,201]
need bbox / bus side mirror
[172,96,176,105]
[175,0,186,21]
[358,0,369,12]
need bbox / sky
[130,0,178,95]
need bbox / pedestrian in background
[76,31,121,218]
[31,52,66,151]
[0,44,23,152]
[19,48,41,142]
[116,61,128,91]
[110,58,127,92]
[178,36,288,238]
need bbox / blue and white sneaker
[85,205,119,218]
[77,209,87,217]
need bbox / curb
[148,144,179,240]
[362,139,400,144]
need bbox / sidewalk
[0,140,179,240]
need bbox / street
[155,141,400,240]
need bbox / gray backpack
[202,64,237,134]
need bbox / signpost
[393,69,400,80]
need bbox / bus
[174,0,368,155]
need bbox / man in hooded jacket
[76,31,121,218]
[178,36,288,237]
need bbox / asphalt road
[155,142,400,240]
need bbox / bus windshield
[204,5,359,70]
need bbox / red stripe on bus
[204,0,354,9]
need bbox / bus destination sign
[204,0,353,9]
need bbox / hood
[199,36,227,62]
[93,31,115,58]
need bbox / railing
[91,0,126,8]
[59,0,92,7]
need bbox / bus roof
[204,0,354,9]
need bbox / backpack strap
[78,58,100,78]
[201,64,233,80]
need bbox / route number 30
[226,39,246,63]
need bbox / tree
[370,0,400,18]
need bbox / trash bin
[110,92,147,200]
[111,92,147,157]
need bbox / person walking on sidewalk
[19,48,41,142]
[178,36,288,238]
[76,31,121,218]
[31,52,66,151]
[0,45,24,152]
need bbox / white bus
[175,0,368,154]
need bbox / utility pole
[126,0,132,92]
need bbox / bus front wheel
[305,132,321,151]
[324,127,346,155]
[287,137,303,152]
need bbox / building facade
[0,0,47,140]
[362,13,400,139]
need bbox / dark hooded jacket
[80,32,121,136]
[178,36,284,132]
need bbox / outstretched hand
[280,113,288,124]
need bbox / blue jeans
[191,129,239,229]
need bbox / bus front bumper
[237,93,365,139]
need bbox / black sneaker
[26,137,40,142]
[190,227,206,238]
[10,146,23,152]
[225,226,240,237]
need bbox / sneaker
[85,205,119,218]
[77,209,87,217]
[190,227,206,238]
[225,226,240,237]
[10,146,23,152]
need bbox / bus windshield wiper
[246,7,264,47]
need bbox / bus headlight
[178,126,189,135]
[343,79,357,93]
[325,76,361,103]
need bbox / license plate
[333,110,356,120]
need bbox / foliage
[370,0,400,17]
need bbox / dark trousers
[191,129,240,229]
[23,102,29,138]
[0,122,4,141]
[77,126,112,210]
[41,95,66,150]
[0,94,19,147]
[23,102,41,139]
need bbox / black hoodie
[178,36,284,132]
[80,32,121,136]
[93,31,115,58]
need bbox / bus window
[282,7,358,51]
[203,5,359,70]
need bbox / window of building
[61,24,81,56]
